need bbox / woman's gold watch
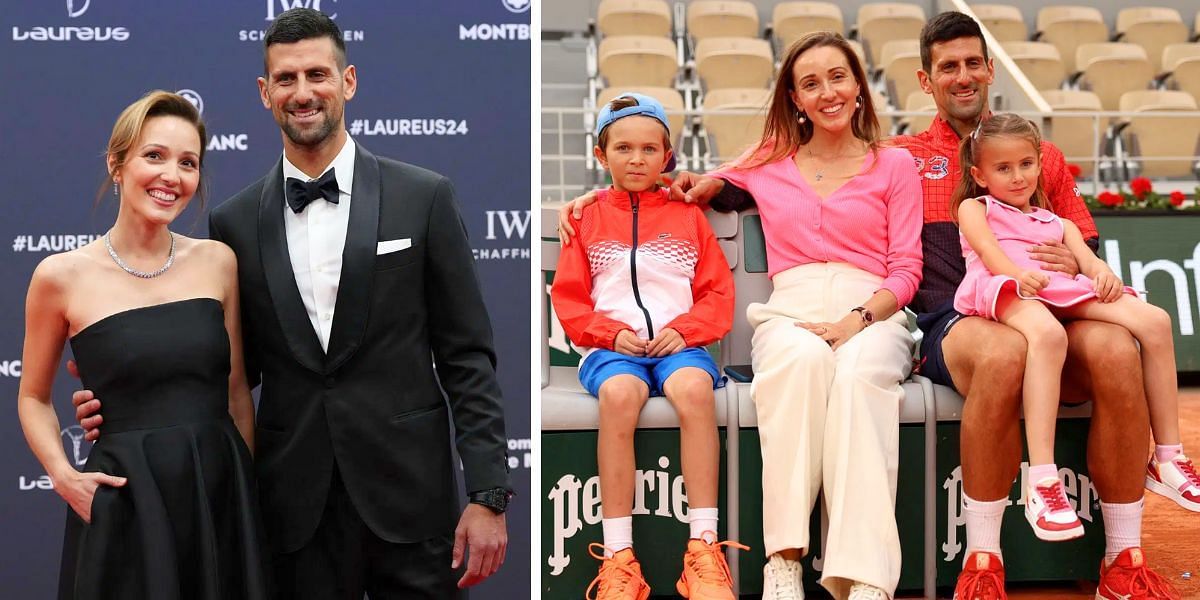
[851,306,874,327]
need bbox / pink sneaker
[1145,454,1200,512]
[1024,477,1084,541]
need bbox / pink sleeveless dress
[953,195,1133,319]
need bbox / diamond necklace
[104,230,175,278]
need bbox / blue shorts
[578,347,723,398]
[916,301,965,394]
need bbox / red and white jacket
[551,187,735,359]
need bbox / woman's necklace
[805,143,863,182]
[104,230,175,279]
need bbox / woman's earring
[855,95,862,110]
[797,111,807,124]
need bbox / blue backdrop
[0,1,531,597]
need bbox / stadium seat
[772,2,844,51]
[848,39,868,68]
[879,39,923,109]
[1035,5,1108,73]
[695,37,774,90]
[702,88,770,164]
[596,86,687,149]
[1007,41,1066,91]
[1117,89,1200,178]
[1040,89,1105,177]
[1114,7,1188,72]
[872,89,894,135]
[1074,42,1154,110]
[903,90,937,134]
[970,4,1028,43]
[687,0,760,41]
[855,3,926,69]
[597,0,673,38]
[1163,43,1200,101]
[598,35,679,88]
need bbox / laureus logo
[61,426,90,468]
[176,89,204,116]
[67,0,90,18]
[502,0,530,13]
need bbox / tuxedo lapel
[325,143,380,373]
[258,157,326,374]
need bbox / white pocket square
[377,238,412,255]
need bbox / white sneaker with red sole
[1145,454,1200,512]
[1024,476,1084,541]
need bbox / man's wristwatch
[851,306,874,327]
[468,487,514,515]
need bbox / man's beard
[281,109,337,147]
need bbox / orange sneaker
[675,535,749,599]
[1096,548,1181,600]
[585,544,651,600]
[953,551,1007,600]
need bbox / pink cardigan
[710,145,923,307]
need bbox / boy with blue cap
[551,93,742,600]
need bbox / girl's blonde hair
[100,90,208,210]
[737,31,880,169]
[950,113,1051,221]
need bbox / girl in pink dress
[952,114,1198,543]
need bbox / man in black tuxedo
[75,8,511,599]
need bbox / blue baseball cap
[595,92,677,173]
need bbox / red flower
[1130,177,1153,200]
[1097,191,1124,207]
[1170,190,1186,207]
[1067,163,1082,178]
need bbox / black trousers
[272,468,463,600]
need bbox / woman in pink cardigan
[560,32,922,600]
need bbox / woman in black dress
[17,90,269,599]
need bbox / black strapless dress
[58,298,269,600]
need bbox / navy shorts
[916,302,965,393]
[578,347,723,397]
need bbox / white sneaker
[848,582,889,600]
[1024,476,1084,541]
[762,553,803,600]
[1145,454,1200,512]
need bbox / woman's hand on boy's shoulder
[668,172,723,206]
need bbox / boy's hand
[613,330,647,357]
[645,328,685,357]
[1093,271,1124,303]
[1017,270,1050,298]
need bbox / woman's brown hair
[738,31,881,169]
[950,113,1051,221]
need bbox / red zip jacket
[551,187,735,359]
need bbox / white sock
[1100,499,1143,565]
[962,493,1005,564]
[1027,462,1060,484]
[1155,444,1183,464]
[601,516,633,557]
[688,507,719,543]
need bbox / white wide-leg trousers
[748,263,913,598]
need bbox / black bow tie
[286,168,340,214]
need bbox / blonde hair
[951,113,1051,221]
[101,90,208,209]
[738,31,880,169]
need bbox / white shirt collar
[281,134,356,196]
